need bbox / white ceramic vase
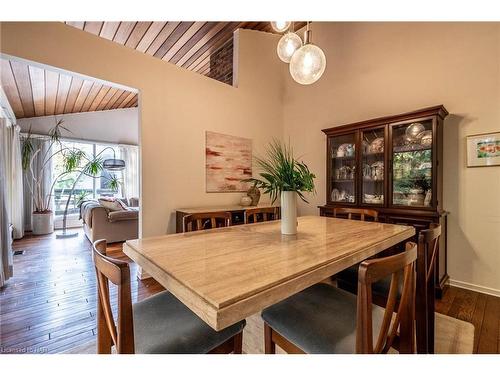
[281,191,297,235]
[32,212,54,235]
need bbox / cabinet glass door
[329,133,356,204]
[361,127,385,205]
[391,119,433,208]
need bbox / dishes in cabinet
[416,130,432,146]
[405,122,425,140]
[364,194,383,204]
[370,161,384,180]
[336,143,355,158]
[331,189,355,203]
[369,137,384,153]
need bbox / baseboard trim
[448,279,500,297]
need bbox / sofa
[81,198,139,244]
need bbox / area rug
[64,312,474,354]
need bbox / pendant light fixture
[276,22,302,63]
[270,21,291,33]
[289,22,326,85]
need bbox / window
[52,140,123,220]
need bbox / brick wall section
[206,38,233,85]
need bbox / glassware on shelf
[392,120,433,208]
[361,128,385,204]
[330,132,357,204]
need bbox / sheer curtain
[119,144,140,200]
[0,118,14,287]
[23,138,52,231]
[4,124,24,239]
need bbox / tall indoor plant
[244,140,315,235]
[21,120,71,234]
[21,120,121,236]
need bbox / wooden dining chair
[333,207,378,222]
[183,212,232,232]
[415,223,441,354]
[336,224,441,353]
[244,207,280,224]
[261,242,417,354]
[92,239,245,354]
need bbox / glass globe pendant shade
[270,21,291,33]
[276,32,302,63]
[289,43,326,85]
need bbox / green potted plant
[22,119,122,236]
[21,120,72,234]
[243,140,316,235]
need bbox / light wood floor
[1,229,499,354]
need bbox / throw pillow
[98,197,125,212]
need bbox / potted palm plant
[22,120,71,234]
[22,120,121,235]
[243,140,316,235]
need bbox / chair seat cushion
[133,291,246,354]
[261,283,386,354]
[337,263,402,298]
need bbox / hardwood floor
[1,229,499,354]
[1,229,163,354]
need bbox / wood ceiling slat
[9,60,35,118]
[28,65,45,117]
[117,91,136,109]
[135,22,167,53]
[99,22,120,40]
[44,69,59,116]
[80,82,103,112]
[153,22,194,59]
[198,61,211,76]
[104,88,124,110]
[89,86,111,111]
[65,21,84,30]
[54,74,72,114]
[174,22,228,66]
[127,95,138,107]
[113,22,137,45]
[125,22,152,49]
[189,52,211,73]
[83,22,104,35]
[162,22,207,62]
[64,77,84,113]
[0,59,25,118]
[145,22,179,56]
[112,90,133,108]
[72,80,93,113]
[181,22,241,70]
[96,87,118,111]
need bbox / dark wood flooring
[1,229,500,354]
[1,229,163,354]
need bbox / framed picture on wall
[466,132,500,167]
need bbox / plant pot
[281,191,297,235]
[32,211,54,235]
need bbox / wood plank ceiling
[0,57,138,119]
[64,22,306,79]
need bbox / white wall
[16,107,139,145]
[283,22,500,293]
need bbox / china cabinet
[319,105,449,297]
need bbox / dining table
[123,215,415,332]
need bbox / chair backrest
[418,223,441,284]
[333,208,378,222]
[356,242,417,354]
[183,212,232,232]
[244,207,280,224]
[92,239,135,354]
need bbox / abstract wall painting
[206,131,252,192]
